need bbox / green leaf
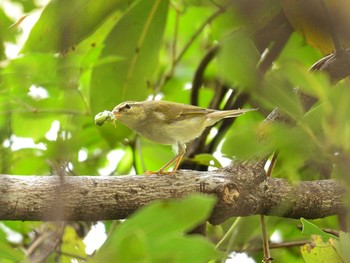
[116,146,133,175]
[300,218,337,241]
[221,117,268,159]
[217,30,259,88]
[60,226,87,261]
[155,235,221,263]
[90,0,168,145]
[301,235,343,263]
[0,225,24,262]
[2,53,59,91]
[11,149,48,175]
[135,137,173,173]
[90,0,169,145]
[330,231,350,263]
[22,0,130,52]
[260,68,305,121]
[277,32,322,67]
[2,221,42,236]
[0,7,16,60]
[91,194,221,263]
[191,153,222,168]
[300,218,346,263]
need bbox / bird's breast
[136,117,206,145]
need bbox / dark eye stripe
[119,103,132,112]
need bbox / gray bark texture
[0,160,345,224]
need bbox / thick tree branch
[0,161,345,223]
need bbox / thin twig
[227,240,308,253]
[174,6,225,66]
[190,45,219,106]
[76,88,92,115]
[135,136,146,174]
[260,215,272,263]
[171,4,180,73]
[266,152,279,179]
[215,217,241,263]
[269,240,308,249]
[260,149,276,262]
[215,217,241,250]
[207,91,250,153]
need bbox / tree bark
[0,160,345,224]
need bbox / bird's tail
[208,108,257,119]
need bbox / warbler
[95,100,256,174]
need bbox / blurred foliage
[90,194,221,263]
[0,0,349,262]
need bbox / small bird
[95,100,256,174]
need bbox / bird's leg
[172,144,186,171]
[144,155,179,175]
[145,143,186,175]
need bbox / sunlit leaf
[277,32,322,67]
[135,137,173,173]
[0,227,24,262]
[116,146,133,175]
[22,0,130,52]
[191,153,222,168]
[60,226,87,261]
[0,7,16,60]
[301,235,342,263]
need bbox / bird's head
[112,101,146,128]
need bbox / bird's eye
[119,103,131,112]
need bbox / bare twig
[174,7,225,66]
[190,45,219,106]
[260,215,272,263]
[219,217,242,263]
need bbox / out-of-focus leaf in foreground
[90,194,221,263]
[22,0,130,53]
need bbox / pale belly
[136,117,207,145]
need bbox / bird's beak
[112,107,120,119]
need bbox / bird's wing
[150,101,213,123]
[177,105,212,120]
